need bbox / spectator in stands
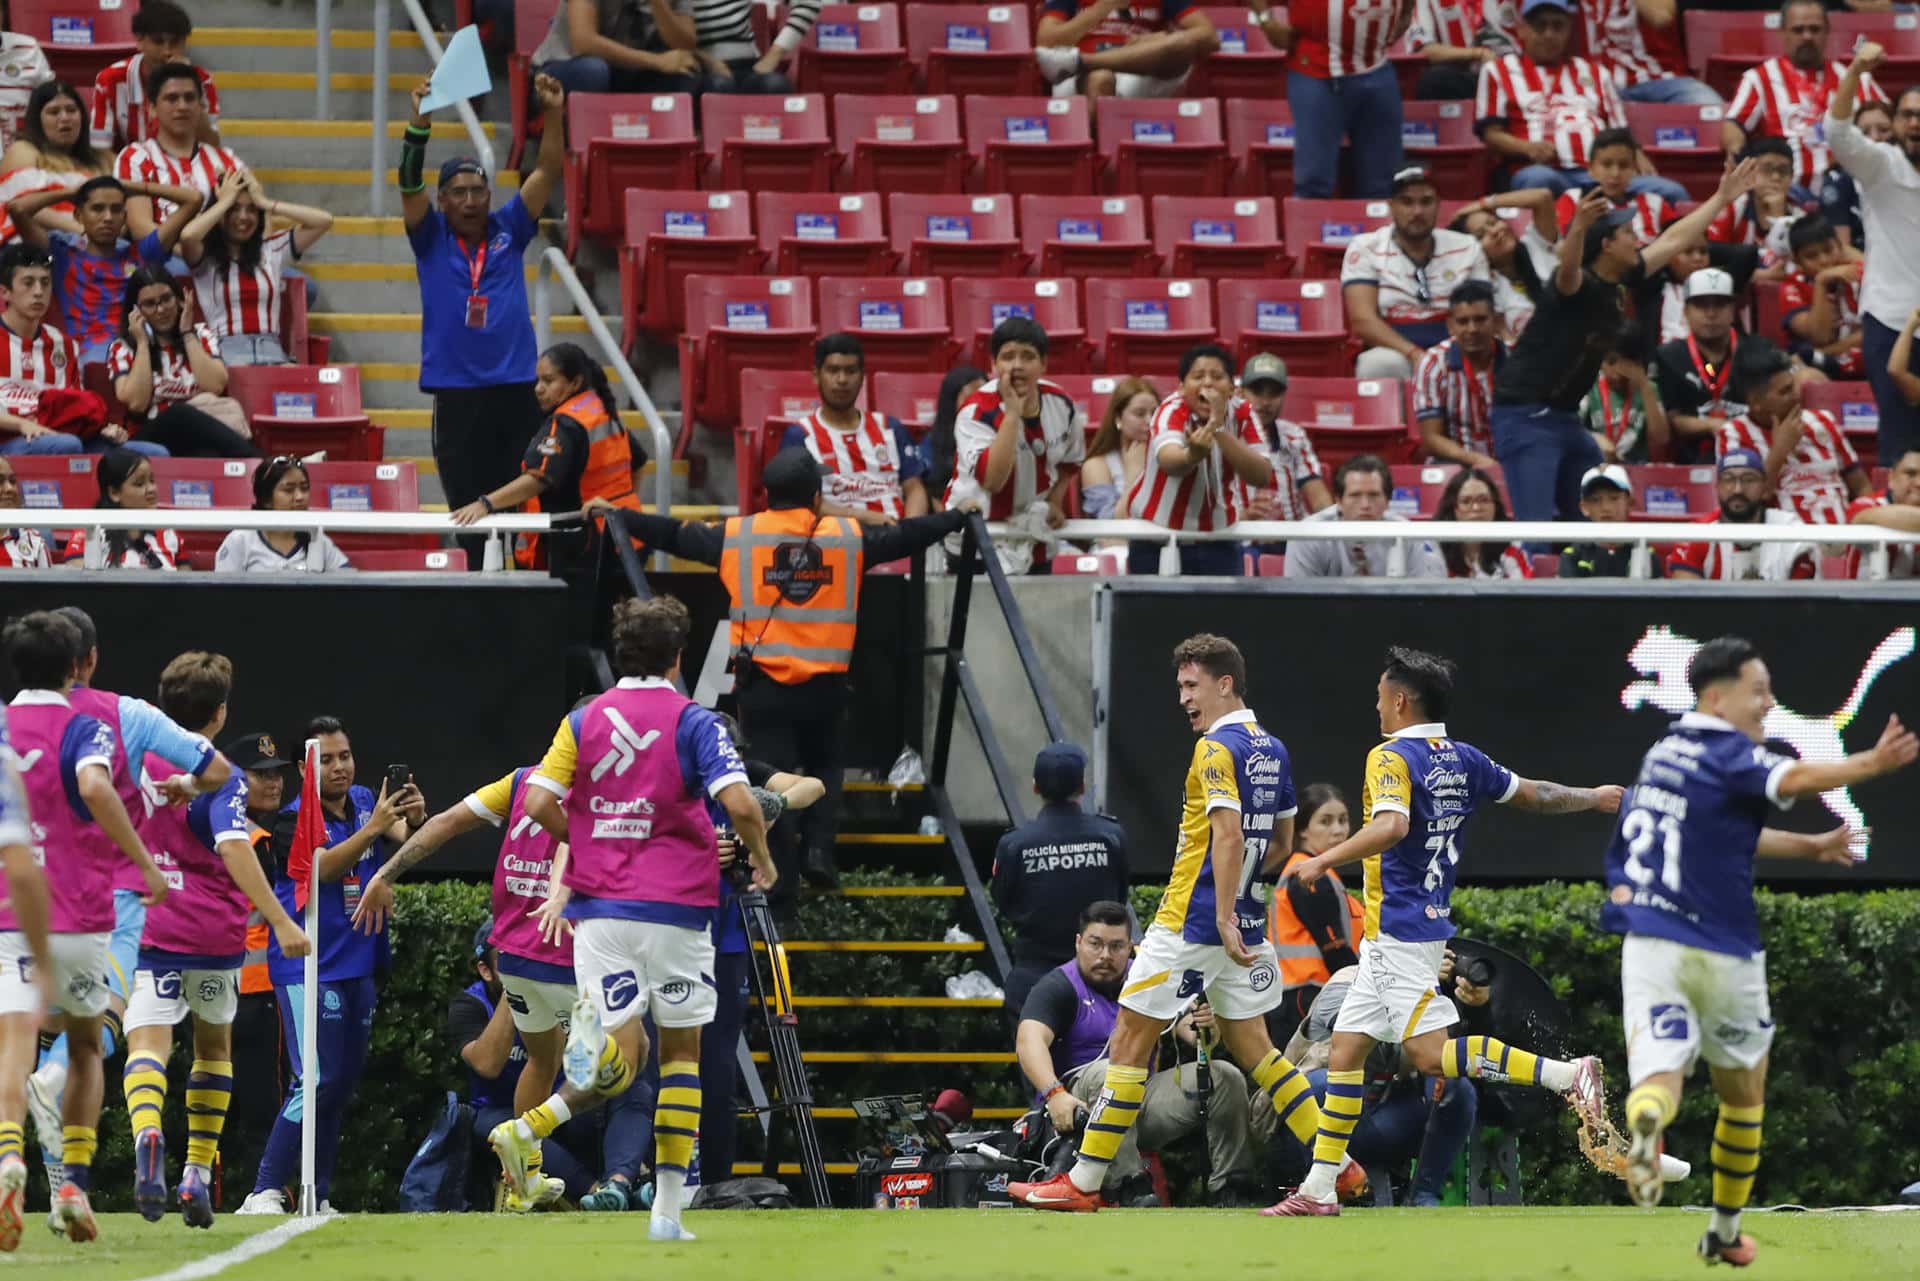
[1405,0,1517,101]
[0,455,50,567]
[1819,99,1892,251]
[116,62,241,245]
[1781,215,1865,378]
[1651,267,1745,465]
[404,75,565,565]
[1237,353,1331,522]
[1451,187,1558,337]
[696,0,816,93]
[1723,1,1883,193]
[1558,463,1651,577]
[91,0,219,153]
[0,242,94,455]
[990,743,1130,1018]
[1891,306,1920,409]
[1435,466,1531,578]
[1080,375,1159,521]
[779,333,928,525]
[923,365,985,509]
[1125,343,1273,576]
[215,455,352,574]
[0,3,51,150]
[1668,446,1815,579]
[1642,230,1759,348]
[1719,337,1868,525]
[1285,454,1447,578]
[1846,447,1920,578]
[1264,782,1361,1049]
[1268,0,1408,197]
[1580,0,1717,107]
[1492,164,1760,523]
[0,81,103,238]
[1034,0,1219,101]
[180,169,333,366]
[109,267,259,459]
[62,448,183,570]
[1343,166,1492,382]
[9,175,200,365]
[1579,323,1669,464]
[1708,137,1806,276]
[1552,129,1680,245]
[1414,281,1505,469]
[534,0,705,94]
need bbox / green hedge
[60,880,1920,1210]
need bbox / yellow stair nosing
[837,832,945,846]
[356,360,622,379]
[197,27,427,49]
[219,71,429,92]
[329,217,408,235]
[843,780,926,793]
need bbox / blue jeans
[1621,77,1722,107]
[219,333,291,366]
[256,976,377,1200]
[1490,402,1603,525]
[88,435,168,457]
[1863,312,1920,466]
[1510,166,1691,205]
[538,56,703,98]
[1126,538,1244,576]
[1305,1070,1479,1206]
[1286,63,1404,198]
[0,430,84,454]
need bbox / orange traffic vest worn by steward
[718,507,864,685]
[1267,848,1364,993]
[239,823,273,995]
[515,390,641,569]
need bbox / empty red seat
[1217,278,1351,377]
[702,93,836,191]
[888,192,1027,276]
[678,275,818,442]
[1286,376,1412,469]
[505,0,566,168]
[870,371,946,431]
[349,548,468,571]
[563,94,700,256]
[1282,197,1393,278]
[832,93,967,194]
[1625,103,1730,202]
[226,366,379,461]
[3,455,97,508]
[1400,102,1487,200]
[1095,98,1230,197]
[1050,549,1127,575]
[949,276,1091,372]
[621,189,761,341]
[1630,462,1716,517]
[307,460,431,554]
[796,4,912,95]
[965,95,1099,195]
[1186,7,1286,99]
[1085,278,1216,377]
[12,0,134,89]
[817,275,955,371]
[756,191,895,276]
[1151,196,1286,278]
[148,458,257,510]
[1019,194,1158,278]
[1801,380,1881,465]
[1226,97,1300,200]
[907,4,1041,97]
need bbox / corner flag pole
[298,738,321,1218]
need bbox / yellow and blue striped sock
[0,1121,22,1166]
[653,1060,701,1217]
[593,1035,635,1098]
[62,1126,96,1190]
[1626,1081,1678,1135]
[1251,1049,1323,1146]
[1301,1069,1366,1200]
[1711,1102,1764,1240]
[123,1054,168,1138]
[524,1096,569,1140]
[1441,1035,1575,1089]
[1069,1063,1148,1194]
[184,1060,232,1173]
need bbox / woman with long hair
[61,448,183,569]
[1263,782,1362,1046]
[0,79,104,236]
[1079,377,1159,521]
[922,364,987,508]
[109,266,259,457]
[1435,467,1532,579]
[214,454,352,573]
[179,168,332,365]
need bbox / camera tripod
[738,886,832,1207]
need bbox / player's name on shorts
[1019,842,1113,873]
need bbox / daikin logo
[591,709,659,782]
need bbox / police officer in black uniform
[990,743,1130,1019]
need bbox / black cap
[763,447,823,509]
[1582,207,1637,266]
[221,731,290,771]
[1033,741,1087,802]
[472,916,494,960]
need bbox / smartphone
[385,764,411,794]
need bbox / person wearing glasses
[107,267,259,458]
[213,455,351,573]
[1342,166,1492,383]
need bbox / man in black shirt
[1559,464,1660,577]
[1492,160,1763,525]
[1651,268,1745,466]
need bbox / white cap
[1580,463,1632,494]
[1684,268,1736,301]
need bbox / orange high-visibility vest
[718,507,864,685]
[515,390,640,569]
[1268,848,1363,993]
[239,823,273,995]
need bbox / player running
[1605,635,1917,1267]
[1010,633,1361,1212]
[487,596,775,1242]
[0,696,53,1252]
[1266,646,1621,1217]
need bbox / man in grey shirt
[1283,455,1446,580]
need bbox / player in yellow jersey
[1010,633,1363,1212]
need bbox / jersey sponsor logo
[323,988,343,1013]
[590,708,660,782]
[763,540,834,603]
[1175,968,1205,999]
[602,970,639,1011]
[1248,962,1275,992]
[591,817,654,840]
[156,971,182,1000]
[659,978,691,1005]
[1648,1003,1689,1041]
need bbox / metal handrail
[367,0,499,217]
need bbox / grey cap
[1239,353,1288,388]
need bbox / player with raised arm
[1606,636,1917,1267]
[1009,633,1364,1212]
[1266,646,1621,1217]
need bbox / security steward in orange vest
[1265,847,1364,1048]
[220,730,295,1178]
[618,447,968,888]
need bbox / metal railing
[364,0,498,217]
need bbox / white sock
[655,1168,686,1222]
[1299,1162,1338,1202]
[1710,1208,1741,1241]
[542,1095,573,1127]
[1538,1059,1577,1092]
[187,1162,211,1180]
[1067,1160,1104,1194]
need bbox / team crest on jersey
[489,232,511,254]
[50,346,65,367]
[763,541,833,603]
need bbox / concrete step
[213,78,441,128]
[221,118,495,172]
[195,26,437,77]
[248,164,515,217]
[189,0,342,31]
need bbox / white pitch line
[127,1213,338,1281]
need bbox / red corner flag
[286,739,328,911]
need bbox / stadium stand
[886,192,1028,277]
[794,4,913,96]
[963,94,1098,195]
[1093,97,1232,197]
[562,93,701,256]
[702,92,837,191]
[621,189,763,339]
[949,275,1091,371]
[1149,195,1288,278]
[1083,277,1217,377]
[1018,194,1158,278]
[832,93,969,193]
[755,190,896,276]
[905,3,1042,97]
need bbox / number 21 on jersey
[1621,808,1683,892]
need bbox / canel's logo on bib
[590,708,660,782]
[1620,625,1916,851]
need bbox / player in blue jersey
[1266,647,1623,1217]
[1604,635,1917,1268]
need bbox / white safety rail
[362,0,499,216]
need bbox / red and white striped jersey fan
[1717,409,1861,525]
[1581,0,1667,86]
[0,319,79,415]
[1412,338,1501,456]
[1727,58,1886,189]
[107,324,222,420]
[1554,189,1674,246]
[944,379,1086,519]
[90,56,221,151]
[113,139,243,219]
[191,228,294,340]
[1475,53,1626,169]
[1126,392,1267,531]
[1286,0,1413,79]
[796,410,908,519]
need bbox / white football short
[0,931,111,1018]
[571,917,717,1031]
[500,972,576,1036]
[1117,924,1282,1023]
[1621,933,1774,1081]
[1331,934,1458,1044]
[124,966,239,1030]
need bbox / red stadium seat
[756,191,895,276]
[1226,97,1300,200]
[1629,463,1716,517]
[1151,196,1287,279]
[1084,278,1216,377]
[1625,103,1730,202]
[678,275,818,442]
[965,95,1099,196]
[620,189,761,341]
[307,460,430,554]
[1801,380,1881,465]
[149,458,257,511]
[348,548,468,571]
[506,0,565,168]
[1217,278,1351,377]
[949,276,1091,372]
[226,366,379,461]
[888,192,1028,277]
[3,454,97,508]
[795,4,912,96]
[1095,98,1231,197]
[1400,102,1488,200]
[1186,7,1287,99]
[563,94,700,256]
[832,94,967,194]
[1254,552,1285,576]
[817,275,955,371]
[80,361,123,427]
[1282,198,1393,279]
[1042,374,1129,436]
[907,4,1041,97]
[870,371,945,431]
[1754,280,1788,349]
[1050,550,1128,575]
[1285,376,1412,469]
[1018,194,1158,278]
[702,93,836,191]
[11,0,134,89]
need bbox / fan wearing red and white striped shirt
[90,57,220,153]
[1477,0,1647,192]
[1715,344,1869,525]
[1779,219,1864,378]
[1843,449,1920,578]
[775,334,929,523]
[1579,0,1717,102]
[943,320,1086,543]
[114,62,241,244]
[0,247,88,454]
[1280,0,1418,196]
[1404,0,1520,100]
[1551,131,1678,245]
[178,169,332,364]
[1723,3,1886,190]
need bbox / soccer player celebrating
[1010,633,1358,1212]
[488,596,775,1242]
[1265,646,1620,1217]
[1605,636,1917,1266]
[121,652,309,1227]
